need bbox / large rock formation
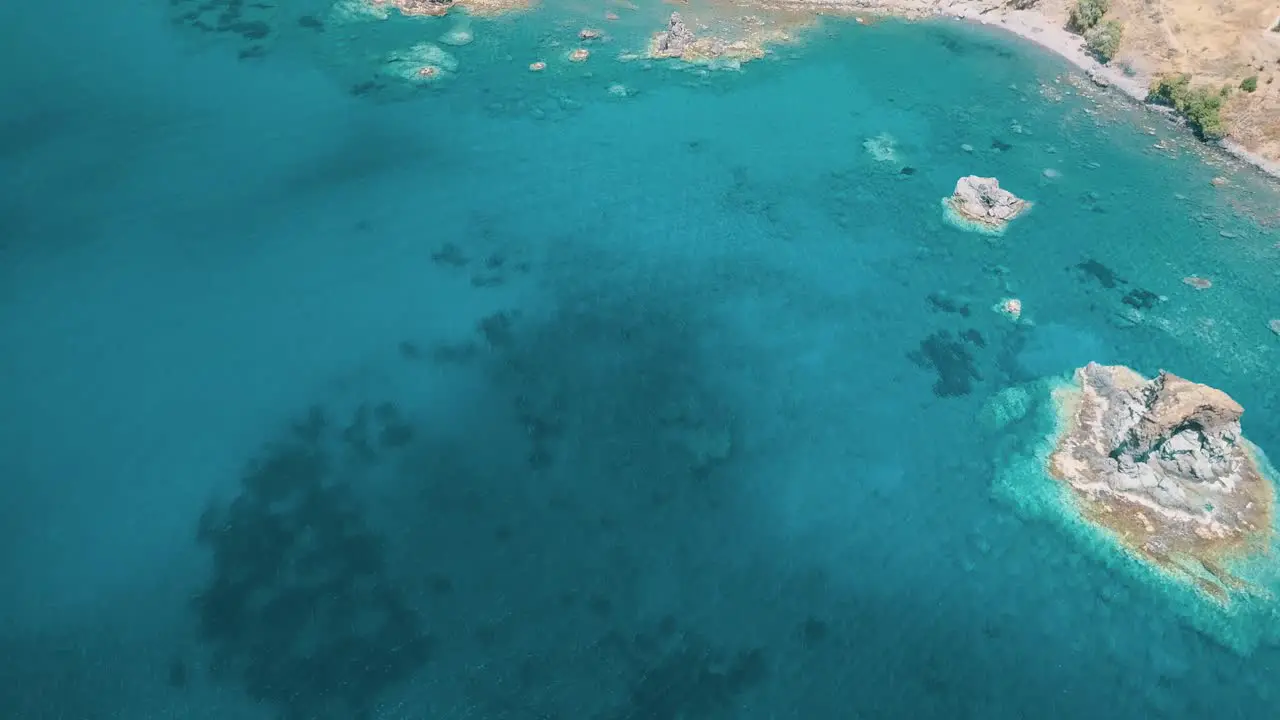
[646,11,776,63]
[389,0,455,17]
[1050,363,1274,600]
[943,175,1029,233]
[346,0,530,20]
[650,12,697,58]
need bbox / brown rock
[1130,371,1244,458]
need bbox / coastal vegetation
[1068,0,1108,33]
[1148,74,1227,141]
[1065,0,1121,65]
[1084,19,1123,63]
[1240,75,1258,93]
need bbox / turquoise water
[2,0,1280,717]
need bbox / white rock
[942,176,1030,234]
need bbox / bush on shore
[1085,20,1123,63]
[1069,0,1109,32]
[1148,74,1227,141]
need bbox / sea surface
[2,0,1279,718]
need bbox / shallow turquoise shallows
[2,0,1278,718]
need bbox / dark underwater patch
[926,291,971,317]
[1073,258,1126,289]
[604,628,769,720]
[193,403,433,720]
[908,330,983,397]
[1122,287,1161,310]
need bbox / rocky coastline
[700,0,1280,181]
[342,0,1280,181]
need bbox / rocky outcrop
[1050,363,1274,599]
[373,0,531,19]
[390,0,454,17]
[944,176,1029,231]
[651,12,697,58]
[646,12,776,63]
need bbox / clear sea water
[2,0,1279,718]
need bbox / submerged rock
[942,175,1029,235]
[383,42,458,83]
[862,131,899,163]
[977,385,1032,431]
[439,21,474,46]
[1049,362,1274,601]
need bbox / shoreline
[744,0,1280,182]
[932,7,1280,183]
[947,5,1280,181]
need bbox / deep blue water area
[2,0,1279,718]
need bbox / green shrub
[1069,0,1109,32]
[1240,75,1258,93]
[1085,20,1123,63]
[1148,74,1227,140]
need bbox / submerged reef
[862,131,900,163]
[193,403,431,719]
[383,42,459,83]
[941,175,1029,236]
[990,364,1280,655]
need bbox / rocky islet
[942,175,1030,235]
[1048,362,1275,602]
